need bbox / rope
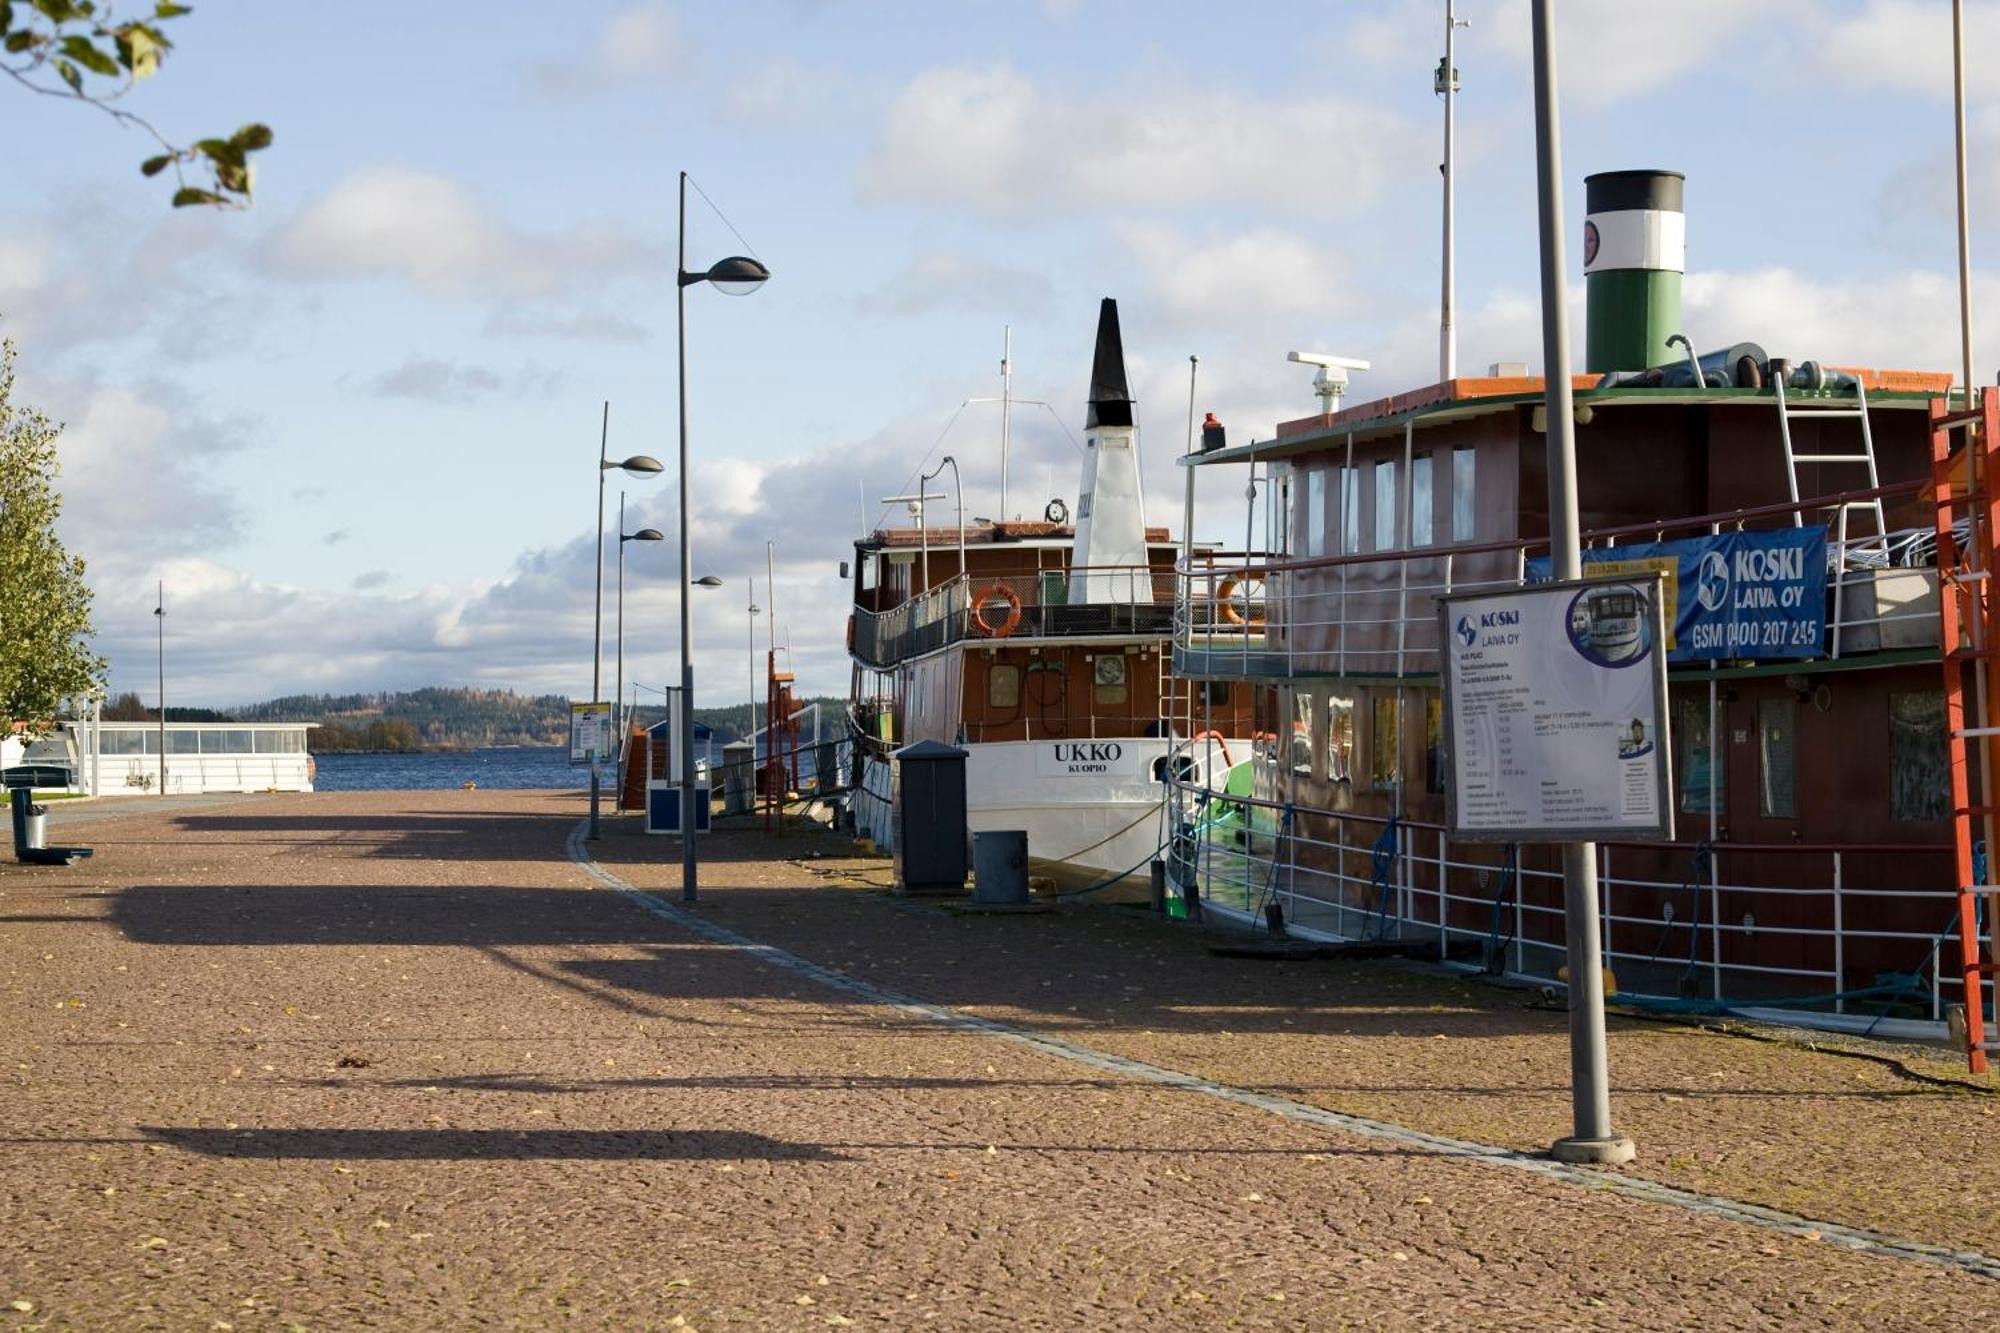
[1479,844,1519,974]
[1366,815,1401,941]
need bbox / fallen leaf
[136,1236,168,1250]
[10,1301,34,1314]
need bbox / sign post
[1529,0,1636,1166]
[569,703,612,768]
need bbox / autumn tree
[0,339,104,734]
[2,0,271,208]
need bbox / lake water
[312,741,827,791]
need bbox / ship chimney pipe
[1583,169,1684,373]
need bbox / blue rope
[1480,844,1519,972]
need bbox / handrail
[1182,478,1933,579]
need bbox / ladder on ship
[1776,373,1890,657]
[1927,387,2000,1074]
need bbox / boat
[1164,166,1996,1068]
[846,300,1254,887]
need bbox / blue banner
[1527,528,1827,662]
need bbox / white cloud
[264,168,666,300]
[1485,0,1765,103]
[857,63,1421,219]
[1806,0,2000,97]
[530,1,691,96]
[722,56,848,131]
[361,356,567,405]
[858,252,1056,318]
[1117,225,1351,325]
[51,380,251,564]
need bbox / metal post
[1531,0,1632,1166]
[676,173,698,901]
[1953,0,1976,405]
[154,580,165,795]
[589,402,609,840]
[1439,0,1463,382]
[748,583,760,794]
[615,490,627,747]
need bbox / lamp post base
[1550,1134,1635,1166]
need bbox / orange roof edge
[1273,367,1956,439]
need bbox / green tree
[1,1,271,208]
[0,339,104,735]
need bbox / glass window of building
[1327,693,1355,782]
[167,730,199,754]
[1373,460,1397,552]
[1370,693,1401,788]
[1758,699,1796,818]
[988,663,1021,708]
[101,730,143,756]
[1452,446,1477,542]
[1890,691,1949,822]
[1677,696,1721,813]
[1410,454,1434,547]
[1291,688,1314,775]
[1340,467,1360,554]
[1307,469,1326,557]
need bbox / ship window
[1092,653,1127,706]
[1373,460,1397,551]
[1306,469,1327,557]
[1410,454,1434,547]
[988,663,1021,709]
[1370,692,1401,789]
[1676,696,1721,813]
[1328,693,1355,783]
[1340,467,1360,553]
[1452,446,1476,542]
[860,554,877,592]
[1200,679,1231,707]
[1291,688,1313,774]
[1425,695,1445,794]
[1890,690,1949,822]
[1758,699,1796,818]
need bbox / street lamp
[153,581,165,795]
[590,401,665,841]
[677,169,770,902]
[747,591,761,775]
[615,494,665,746]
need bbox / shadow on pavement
[112,884,678,948]
[166,808,573,861]
[141,1126,845,1161]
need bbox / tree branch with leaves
[1,0,270,207]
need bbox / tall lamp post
[677,170,771,901]
[747,588,761,770]
[591,402,665,841]
[153,581,165,795]
[615,494,665,747]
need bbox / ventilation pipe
[1583,170,1684,374]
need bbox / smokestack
[1583,170,1684,374]
[1085,297,1134,429]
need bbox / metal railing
[1165,773,1989,1027]
[1175,480,1943,680]
[853,565,1176,668]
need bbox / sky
[5,0,1999,709]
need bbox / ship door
[1724,691,1799,840]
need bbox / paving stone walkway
[1,790,1994,1329]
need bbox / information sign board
[1526,527,1826,662]
[1440,574,1673,843]
[569,702,612,765]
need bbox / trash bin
[24,804,46,850]
[720,740,753,815]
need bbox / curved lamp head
[607,454,664,476]
[622,527,665,544]
[694,575,724,588]
[684,256,770,296]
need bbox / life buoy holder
[972,583,1023,637]
[1215,575,1265,627]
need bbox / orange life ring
[1215,575,1265,627]
[972,583,1023,637]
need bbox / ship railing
[1163,773,1987,1029]
[1172,479,1942,679]
[963,716,1181,743]
[852,564,1177,668]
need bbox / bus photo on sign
[1439,573,1674,844]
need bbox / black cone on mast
[1086,297,1134,429]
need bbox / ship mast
[999,325,1013,520]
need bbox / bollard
[1149,858,1166,914]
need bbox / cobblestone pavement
[1,790,1995,1330]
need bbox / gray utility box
[892,739,968,893]
[720,740,754,815]
[972,829,1030,905]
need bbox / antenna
[1287,351,1372,417]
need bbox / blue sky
[4,0,1997,706]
